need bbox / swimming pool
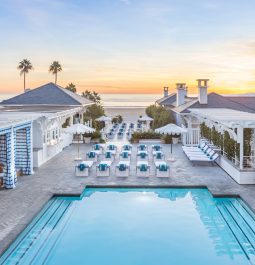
[1,188,255,265]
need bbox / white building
[0,83,92,188]
[156,80,255,184]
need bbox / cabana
[189,108,255,184]
[0,117,33,188]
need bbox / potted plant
[172,134,180,144]
[83,132,92,144]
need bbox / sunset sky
[1,0,255,94]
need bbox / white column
[238,127,244,170]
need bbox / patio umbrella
[155,123,187,161]
[96,115,112,135]
[138,116,154,122]
[65,123,95,160]
[138,116,153,130]
[95,115,112,122]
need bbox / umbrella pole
[78,136,80,159]
[171,142,172,160]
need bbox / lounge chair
[185,148,214,159]
[86,151,98,162]
[75,161,94,177]
[138,144,147,151]
[136,161,150,177]
[155,162,170,177]
[153,151,165,161]
[93,144,103,152]
[152,144,162,152]
[118,132,124,138]
[122,144,132,151]
[116,161,130,177]
[182,142,206,151]
[137,151,148,160]
[96,161,112,177]
[189,153,219,165]
[103,151,115,161]
[107,144,117,153]
[119,151,131,161]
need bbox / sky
[1,0,255,94]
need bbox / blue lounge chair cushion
[94,145,100,150]
[105,152,112,158]
[139,152,147,159]
[78,163,88,171]
[154,145,161,151]
[158,164,168,172]
[140,164,148,172]
[139,145,146,150]
[118,164,127,171]
[99,164,108,171]
[88,152,96,158]
[156,153,162,159]
[123,145,130,150]
[122,152,129,158]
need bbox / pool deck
[1,141,255,255]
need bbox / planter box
[172,137,179,144]
[83,137,91,144]
[139,139,163,144]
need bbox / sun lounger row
[182,143,219,164]
[76,159,170,178]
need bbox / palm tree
[17,59,33,92]
[65,83,76,93]
[49,61,62,84]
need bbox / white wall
[218,156,255,184]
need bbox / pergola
[189,108,255,170]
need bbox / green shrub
[145,105,174,129]
[112,115,123,124]
[130,131,161,143]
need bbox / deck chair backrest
[211,153,219,161]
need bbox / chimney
[163,86,169,97]
[197,79,209,104]
[176,83,186,106]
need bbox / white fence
[182,128,200,146]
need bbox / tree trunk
[24,72,26,92]
[55,73,57,84]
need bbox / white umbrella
[65,123,95,160]
[95,115,111,122]
[155,123,187,161]
[138,116,153,122]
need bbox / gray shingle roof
[1,83,92,106]
[157,94,176,106]
[226,96,255,112]
[182,93,255,113]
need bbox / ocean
[0,93,161,108]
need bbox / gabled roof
[1,83,92,106]
[226,96,255,112]
[156,93,176,106]
[181,93,255,114]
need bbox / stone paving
[1,137,255,256]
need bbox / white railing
[221,151,255,171]
[183,128,200,146]
[243,156,255,170]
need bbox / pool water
[1,188,255,265]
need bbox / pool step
[216,200,255,264]
[1,198,72,265]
